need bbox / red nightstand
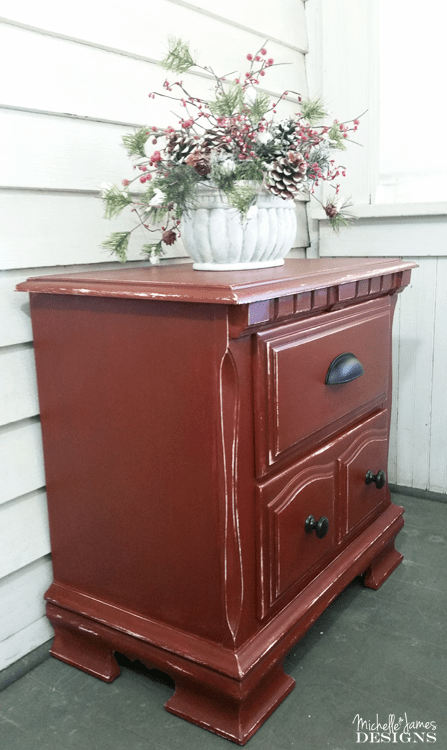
[17,258,416,744]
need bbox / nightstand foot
[47,604,121,683]
[363,540,403,590]
[165,662,295,746]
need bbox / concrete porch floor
[1,492,446,749]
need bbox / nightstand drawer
[254,298,391,476]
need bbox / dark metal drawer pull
[305,515,329,539]
[325,352,364,385]
[365,469,386,489]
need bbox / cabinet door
[338,416,389,539]
[257,463,336,618]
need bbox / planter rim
[188,182,296,210]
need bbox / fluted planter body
[182,184,297,270]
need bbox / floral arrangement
[101,38,361,262]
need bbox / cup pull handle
[325,352,364,385]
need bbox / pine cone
[185,148,211,176]
[265,152,307,199]
[257,120,297,161]
[166,133,200,163]
[324,203,338,219]
[201,126,233,153]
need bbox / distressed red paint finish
[17,258,416,744]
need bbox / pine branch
[142,241,165,258]
[224,184,258,217]
[122,128,151,158]
[160,38,195,74]
[300,97,328,124]
[248,91,271,125]
[101,232,131,262]
[154,166,203,217]
[211,161,263,196]
[102,186,133,219]
[144,204,169,224]
[324,197,355,232]
[208,82,244,117]
[236,161,265,182]
[327,123,347,150]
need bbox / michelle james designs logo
[353,714,437,744]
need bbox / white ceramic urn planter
[182,184,297,271]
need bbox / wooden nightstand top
[17,258,417,305]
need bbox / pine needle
[160,38,195,74]
[249,92,271,125]
[101,232,131,262]
[208,82,244,117]
[122,128,151,159]
[142,242,164,258]
[300,97,328,124]
[102,186,133,219]
[224,184,258,216]
[327,122,347,150]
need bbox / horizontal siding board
[0,24,307,125]
[0,614,53,672]
[0,418,45,506]
[0,556,52,642]
[184,0,308,50]
[0,103,302,192]
[1,192,309,270]
[0,109,135,191]
[318,215,447,257]
[0,344,39,426]
[0,490,50,579]
[0,191,189,269]
[0,263,147,347]
[1,0,307,57]
[0,270,34,346]
[292,202,310,248]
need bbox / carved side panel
[219,350,244,644]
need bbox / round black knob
[365,469,386,489]
[305,515,329,539]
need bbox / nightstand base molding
[46,601,295,745]
[45,503,404,745]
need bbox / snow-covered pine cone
[257,120,297,161]
[265,152,308,199]
[270,121,296,154]
[166,133,201,163]
[201,126,234,153]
